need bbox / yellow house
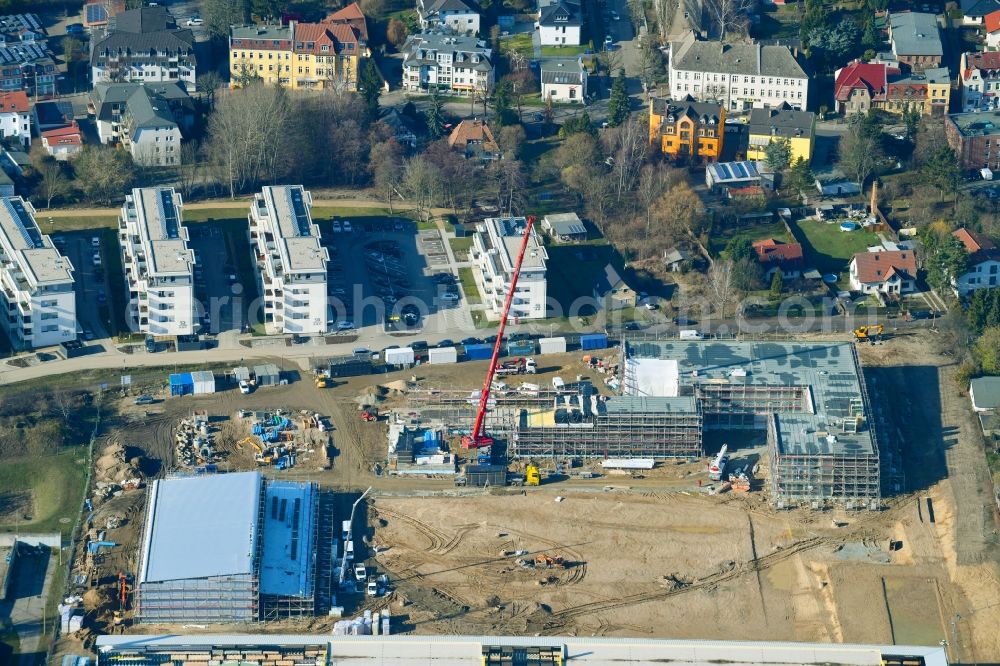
[648,97,725,163]
[229,5,369,91]
[746,105,815,164]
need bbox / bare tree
[403,156,442,222]
[707,259,739,318]
[50,390,74,425]
[605,118,648,200]
[487,159,527,216]
[637,163,670,242]
[370,139,404,213]
[704,0,752,41]
[29,147,71,209]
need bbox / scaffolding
[260,482,320,621]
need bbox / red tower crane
[461,215,536,449]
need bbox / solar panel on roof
[289,187,311,236]
[87,4,108,23]
[5,198,42,248]
[158,188,179,239]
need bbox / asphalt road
[0,546,57,666]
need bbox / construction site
[45,215,1000,663]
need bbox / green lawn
[708,220,792,257]
[0,447,88,534]
[449,236,473,258]
[791,219,882,274]
[38,214,118,232]
[502,33,534,58]
[458,266,482,305]
[541,45,588,56]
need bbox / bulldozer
[315,375,330,389]
[853,324,884,342]
[361,407,379,422]
[534,554,566,569]
[525,465,540,486]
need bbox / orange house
[649,96,725,163]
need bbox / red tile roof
[323,2,368,42]
[834,62,899,103]
[986,9,1000,33]
[752,238,804,266]
[852,250,917,284]
[0,91,29,115]
[963,51,1000,81]
[293,22,362,54]
[953,227,1000,264]
[448,119,499,152]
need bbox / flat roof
[605,395,697,414]
[0,197,74,288]
[480,216,547,273]
[94,635,949,666]
[259,481,316,598]
[256,185,327,274]
[127,187,192,278]
[139,472,262,584]
[627,340,875,457]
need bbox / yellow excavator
[853,324,884,342]
[526,465,540,486]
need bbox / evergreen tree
[770,270,784,299]
[359,59,382,124]
[725,236,754,263]
[787,157,814,194]
[607,70,630,127]
[764,137,792,172]
[426,92,446,139]
[561,112,597,138]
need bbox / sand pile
[94,442,141,484]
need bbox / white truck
[552,376,566,392]
[354,563,367,582]
[679,329,704,340]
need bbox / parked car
[186,16,204,26]
[134,395,155,405]
[440,292,460,302]
[66,23,85,35]
[239,380,252,394]
[337,321,355,330]
[437,339,455,348]
[332,220,342,232]
[644,302,658,311]
[343,220,353,232]
[92,252,102,266]
[461,337,481,345]
[610,10,620,20]
[91,236,101,247]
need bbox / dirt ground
[58,336,1000,662]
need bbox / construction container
[463,343,493,361]
[169,373,194,396]
[428,346,458,364]
[253,364,281,386]
[507,340,535,356]
[191,371,215,395]
[464,464,507,487]
[328,356,372,378]
[384,347,415,366]
[580,333,609,350]
[538,336,567,355]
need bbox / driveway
[0,545,56,666]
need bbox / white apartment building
[952,228,1000,297]
[668,32,808,112]
[0,91,31,148]
[472,216,548,320]
[118,187,196,336]
[401,33,494,94]
[0,197,75,349]
[249,185,329,335]
[417,0,481,35]
[538,0,582,47]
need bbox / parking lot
[52,230,116,342]
[188,223,256,335]
[319,218,470,336]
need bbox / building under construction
[414,338,881,508]
[136,471,322,623]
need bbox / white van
[679,329,704,340]
[552,376,566,392]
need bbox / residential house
[815,171,862,196]
[41,122,83,160]
[402,33,494,95]
[752,238,803,280]
[649,96,725,163]
[961,0,1000,25]
[379,108,417,149]
[593,264,637,311]
[951,228,1000,296]
[888,12,942,72]
[417,0,480,35]
[961,51,1000,112]
[0,14,45,41]
[538,0,582,47]
[663,247,690,272]
[249,185,329,335]
[834,61,949,116]
[471,217,547,320]
[0,39,56,99]
[848,250,918,295]
[0,91,29,148]
[668,31,809,112]
[118,187,196,337]
[84,0,127,29]
[448,119,500,160]
[986,9,1000,48]
[229,14,369,91]
[945,110,1000,171]
[746,104,814,164]
[542,212,586,242]
[32,100,73,134]
[0,196,76,349]
[90,82,193,167]
[90,6,197,93]
[541,58,587,103]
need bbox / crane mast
[461,215,536,449]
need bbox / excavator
[853,324,885,342]
[462,216,537,450]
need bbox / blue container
[464,343,494,361]
[580,333,609,350]
[169,372,193,396]
[507,341,535,356]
